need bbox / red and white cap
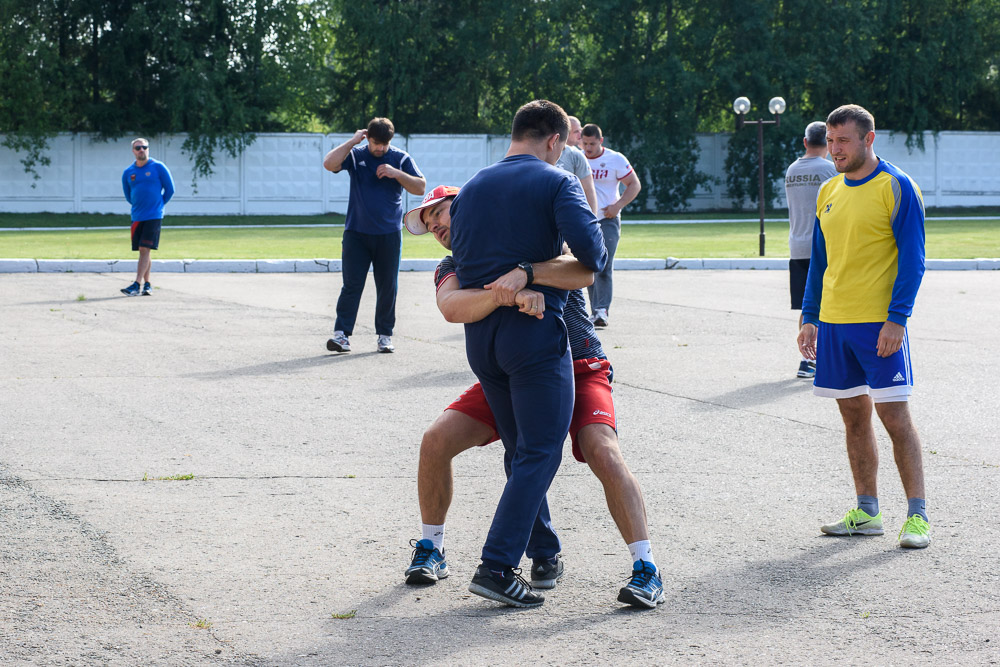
[404,185,460,235]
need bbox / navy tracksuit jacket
[450,153,607,569]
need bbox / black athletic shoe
[468,564,544,608]
[120,281,140,296]
[797,360,816,378]
[529,555,564,589]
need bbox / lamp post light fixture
[733,96,786,256]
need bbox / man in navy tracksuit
[450,100,608,608]
[323,117,426,354]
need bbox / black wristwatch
[517,261,534,286]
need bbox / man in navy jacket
[450,100,607,607]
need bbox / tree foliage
[2,0,998,207]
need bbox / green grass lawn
[1,215,998,259]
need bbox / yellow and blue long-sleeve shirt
[801,158,925,327]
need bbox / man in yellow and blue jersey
[797,104,931,549]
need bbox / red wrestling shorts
[445,357,616,462]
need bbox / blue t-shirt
[450,154,607,316]
[342,145,423,235]
[122,158,175,222]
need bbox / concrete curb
[1,257,998,273]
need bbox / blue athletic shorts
[814,322,913,402]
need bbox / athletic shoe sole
[796,370,815,378]
[617,586,664,609]
[820,525,884,536]
[326,339,350,353]
[377,347,394,353]
[899,534,931,549]
[405,567,448,585]
[468,581,544,608]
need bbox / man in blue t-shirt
[120,138,175,296]
[449,100,607,608]
[323,118,426,354]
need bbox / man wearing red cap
[400,184,662,609]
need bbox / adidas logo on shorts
[892,372,905,382]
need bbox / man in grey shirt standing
[555,115,598,214]
[784,121,837,378]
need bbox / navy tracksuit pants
[334,229,401,336]
[465,307,575,569]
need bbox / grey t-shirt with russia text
[555,145,591,181]
[784,156,838,259]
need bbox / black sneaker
[141,282,152,296]
[530,555,564,589]
[468,564,544,608]
[120,281,140,296]
[797,360,816,378]
[405,539,449,584]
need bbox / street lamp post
[733,96,786,256]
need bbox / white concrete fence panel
[2,131,999,215]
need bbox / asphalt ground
[1,270,998,666]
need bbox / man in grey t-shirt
[555,115,598,214]
[784,121,838,378]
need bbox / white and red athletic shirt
[586,147,633,215]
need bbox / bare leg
[837,395,879,497]
[418,410,494,525]
[577,424,649,545]
[874,401,925,500]
[136,247,152,284]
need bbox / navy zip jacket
[450,153,607,316]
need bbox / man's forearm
[617,179,641,209]
[581,175,599,215]
[396,172,426,196]
[532,255,594,290]
[437,288,498,323]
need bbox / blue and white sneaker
[617,560,664,609]
[142,282,153,296]
[405,539,449,584]
[120,281,141,296]
[469,564,544,608]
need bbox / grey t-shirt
[784,156,838,259]
[555,145,591,181]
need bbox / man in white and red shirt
[580,123,641,328]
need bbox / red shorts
[445,357,616,463]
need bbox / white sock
[628,540,654,568]
[421,523,445,552]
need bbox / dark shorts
[445,357,616,463]
[131,219,162,252]
[789,258,810,310]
